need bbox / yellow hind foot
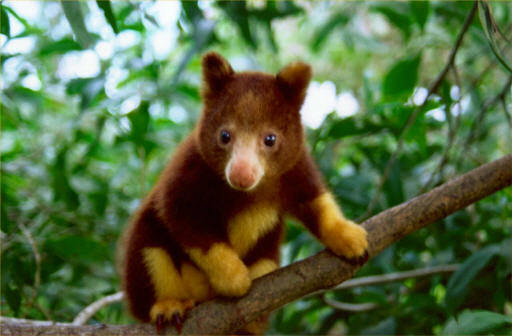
[150,299,195,333]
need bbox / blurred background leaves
[1,0,511,334]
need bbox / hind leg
[143,248,212,332]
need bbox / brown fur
[118,52,368,333]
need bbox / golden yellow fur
[311,193,368,258]
[187,243,251,297]
[248,258,278,280]
[149,299,195,323]
[181,262,214,302]
[228,204,279,257]
[142,248,187,300]
[143,248,203,323]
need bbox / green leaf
[1,5,10,38]
[326,116,382,139]
[382,159,404,207]
[246,1,301,52]
[96,0,119,34]
[127,101,150,141]
[170,19,215,86]
[326,117,358,138]
[360,317,396,335]
[218,1,257,49]
[252,0,302,21]
[2,5,32,34]
[116,2,135,22]
[9,86,44,105]
[175,84,200,101]
[404,112,427,156]
[5,284,21,315]
[51,146,80,210]
[60,1,94,48]
[45,236,108,263]
[39,38,82,56]
[372,3,412,40]
[410,1,430,30]
[382,54,422,99]
[181,0,203,24]
[263,20,278,52]
[66,77,105,110]
[116,64,159,88]
[120,101,158,155]
[89,185,109,216]
[440,310,512,335]
[445,245,500,311]
[311,12,350,52]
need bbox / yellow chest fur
[227,204,279,257]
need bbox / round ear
[202,52,234,96]
[276,62,312,103]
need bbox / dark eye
[220,130,231,144]
[264,134,276,147]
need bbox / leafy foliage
[440,310,512,335]
[1,0,511,334]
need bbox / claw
[171,312,183,333]
[156,314,166,334]
[361,250,369,263]
[345,250,369,266]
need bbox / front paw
[320,219,368,264]
[210,261,251,297]
[187,243,251,297]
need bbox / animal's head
[196,52,311,192]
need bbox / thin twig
[306,263,460,299]
[72,292,124,326]
[323,298,380,312]
[464,75,512,146]
[450,65,464,140]
[502,97,512,128]
[334,264,459,291]
[322,264,459,312]
[419,65,464,194]
[358,1,478,221]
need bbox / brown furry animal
[118,52,368,334]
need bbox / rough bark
[2,154,511,335]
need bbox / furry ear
[202,52,234,96]
[276,62,312,102]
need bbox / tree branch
[2,154,511,335]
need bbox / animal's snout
[228,159,258,190]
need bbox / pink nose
[228,160,256,189]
